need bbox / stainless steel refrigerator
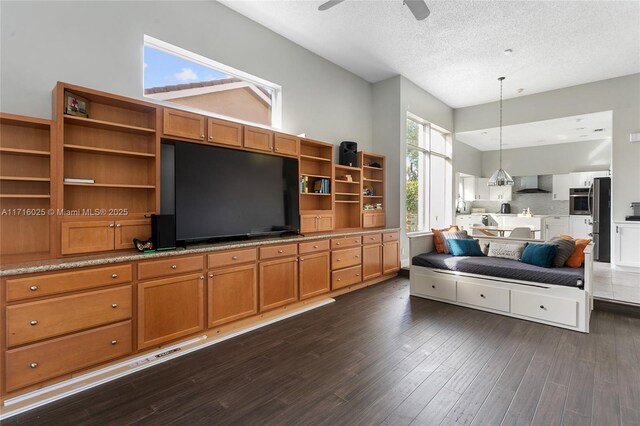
[590,177,611,262]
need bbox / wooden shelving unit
[299,139,334,232]
[333,164,362,229]
[359,152,385,228]
[56,82,160,216]
[0,112,55,262]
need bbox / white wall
[0,1,373,149]
[454,140,483,177]
[455,73,640,222]
[481,139,612,177]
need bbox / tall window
[143,35,282,128]
[405,115,452,233]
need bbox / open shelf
[300,192,331,196]
[64,115,155,135]
[335,164,361,171]
[335,192,360,196]
[0,194,51,199]
[335,180,360,185]
[363,165,384,171]
[0,176,50,182]
[64,182,155,189]
[364,195,383,198]
[0,147,49,157]
[300,154,331,162]
[64,144,156,159]
[335,200,359,204]
[363,178,383,183]
[301,173,331,179]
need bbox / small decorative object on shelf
[368,161,382,168]
[363,186,375,196]
[133,238,154,252]
[64,91,89,117]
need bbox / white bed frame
[409,233,593,333]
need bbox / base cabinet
[207,264,258,328]
[382,240,400,275]
[362,243,382,281]
[299,251,330,300]
[259,257,298,311]
[137,273,205,349]
[615,223,640,268]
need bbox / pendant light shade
[488,76,514,187]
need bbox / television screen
[170,142,299,242]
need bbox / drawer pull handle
[313,245,318,248]
[208,273,214,278]
[336,243,340,246]
[171,265,177,269]
[278,250,284,253]
[116,224,122,228]
[111,273,118,279]
[337,259,341,262]
[30,363,38,369]
[111,340,118,345]
[355,255,359,258]
[540,305,546,310]
[431,285,436,289]
[111,303,118,308]
[480,294,486,298]
[109,223,115,228]
[300,258,305,261]
[30,285,38,291]
[354,240,358,243]
[337,278,341,281]
[356,274,360,277]
[30,320,38,326]
[200,276,205,280]
[232,256,238,260]
[200,134,205,139]
[209,136,213,140]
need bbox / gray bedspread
[412,252,584,288]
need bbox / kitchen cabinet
[569,215,592,239]
[299,251,330,300]
[163,109,205,142]
[259,257,298,311]
[273,133,299,157]
[489,185,512,201]
[570,171,608,188]
[207,264,258,328]
[244,126,273,153]
[207,117,242,147]
[463,177,490,201]
[300,214,334,233]
[552,174,571,201]
[61,219,151,255]
[362,242,382,281]
[543,216,570,239]
[455,215,485,233]
[614,222,640,268]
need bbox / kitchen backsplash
[465,175,570,215]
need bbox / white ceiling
[220,0,640,108]
[455,111,613,151]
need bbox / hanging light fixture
[488,76,514,186]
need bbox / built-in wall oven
[569,188,591,215]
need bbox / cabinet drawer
[299,239,330,255]
[413,275,456,302]
[259,244,298,260]
[7,285,132,347]
[331,247,361,270]
[362,234,382,245]
[457,281,510,312]
[6,264,132,302]
[331,235,362,249]
[383,232,399,242]
[332,265,362,290]
[208,248,257,269]
[511,290,578,327]
[5,321,132,392]
[138,255,204,281]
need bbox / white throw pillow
[487,242,526,261]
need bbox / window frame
[144,35,283,129]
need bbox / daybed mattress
[412,252,584,288]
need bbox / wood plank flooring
[5,277,640,425]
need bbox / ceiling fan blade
[405,0,430,20]
[318,0,345,11]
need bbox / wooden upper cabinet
[207,264,257,328]
[274,133,299,157]
[207,117,242,147]
[114,219,151,250]
[244,126,273,152]
[163,109,205,141]
[61,220,114,255]
[299,251,330,300]
[318,214,334,232]
[300,214,334,233]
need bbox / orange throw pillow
[432,226,459,253]
[560,235,592,268]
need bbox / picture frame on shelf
[64,91,89,117]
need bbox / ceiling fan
[318,0,431,21]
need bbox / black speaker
[339,141,357,167]
[151,214,176,250]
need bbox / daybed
[409,233,593,333]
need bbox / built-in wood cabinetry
[299,251,330,300]
[162,109,205,142]
[362,235,382,281]
[359,152,385,228]
[207,117,242,147]
[300,213,334,233]
[334,164,362,230]
[299,139,334,232]
[382,232,400,275]
[244,126,273,152]
[259,256,298,311]
[208,263,258,327]
[274,132,299,157]
[61,219,151,255]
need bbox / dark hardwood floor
[6,277,640,425]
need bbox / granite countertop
[0,228,400,277]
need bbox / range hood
[516,175,550,194]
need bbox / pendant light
[488,76,514,186]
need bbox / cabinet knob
[337,259,341,262]
[354,240,358,243]
[29,285,38,292]
[355,255,359,258]
[115,224,121,228]
[337,278,341,281]
[111,340,118,345]
[208,273,213,278]
[356,274,360,277]
[200,276,205,280]
[111,273,118,279]
[336,242,340,246]
[30,320,38,326]
[111,303,118,308]
[200,134,205,139]
[30,362,38,369]
[108,223,115,228]
[232,256,238,260]
[300,258,304,261]
[209,136,213,140]
[540,305,546,310]
[313,245,318,248]
[278,250,283,254]
[171,265,177,269]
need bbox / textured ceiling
[456,111,613,151]
[220,0,640,108]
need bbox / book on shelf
[64,177,95,184]
[300,177,330,194]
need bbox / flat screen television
[163,141,299,243]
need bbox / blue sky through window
[144,46,229,89]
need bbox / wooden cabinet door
[317,214,334,232]
[363,212,384,228]
[382,241,400,275]
[299,251,330,300]
[362,244,382,281]
[137,273,204,349]
[244,126,273,152]
[163,109,205,142]
[259,257,298,311]
[300,214,318,233]
[373,212,385,227]
[61,220,114,255]
[208,264,257,328]
[274,133,299,157]
[207,117,242,147]
[114,219,151,250]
